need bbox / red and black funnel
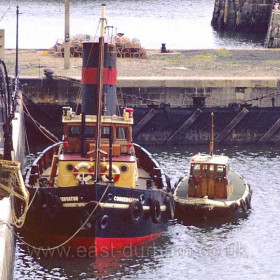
[81,42,117,116]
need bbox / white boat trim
[61,202,166,211]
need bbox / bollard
[161,43,167,53]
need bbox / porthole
[66,164,74,171]
[120,165,128,173]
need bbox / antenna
[210,112,214,156]
[64,0,70,69]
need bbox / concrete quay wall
[0,93,25,280]
[21,76,280,108]
[0,199,14,280]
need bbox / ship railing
[133,143,165,189]
[25,142,62,186]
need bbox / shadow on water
[178,211,250,229]
[212,29,266,48]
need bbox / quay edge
[21,76,280,145]
[0,93,25,280]
[21,76,279,107]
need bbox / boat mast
[94,4,106,182]
[210,112,214,156]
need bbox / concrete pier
[0,93,25,280]
[0,199,15,280]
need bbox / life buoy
[150,199,161,223]
[101,164,120,183]
[128,200,143,224]
[73,162,94,183]
[165,196,175,220]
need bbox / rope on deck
[0,159,29,228]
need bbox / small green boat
[174,114,252,224]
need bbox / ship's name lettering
[60,196,79,202]
[113,196,138,203]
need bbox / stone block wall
[211,0,274,32]
[20,77,280,109]
[265,4,280,47]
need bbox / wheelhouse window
[85,126,95,138]
[216,165,224,177]
[202,165,208,177]
[101,126,111,138]
[69,126,80,137]
[209,165,214,177]
[193,164,200,176]
[116,127,127,140]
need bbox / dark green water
[14,144,280,280]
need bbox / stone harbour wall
[21,76,280,109]
[265,4,280,47]
[211,0,274,32]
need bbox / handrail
[25,142,62,186]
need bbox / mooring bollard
[161,43,167,53]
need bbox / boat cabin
[53,107,137,188]
[188,153,233,199]
[62,107,133,157]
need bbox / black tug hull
[22,181,172,255]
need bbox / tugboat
[174,113,252,224]
[22,5,174,255]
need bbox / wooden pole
[0,29,4,59]
[210,112,214,156]
[95,4,106,182]
[15,5,19,77]
[64,0,70,69]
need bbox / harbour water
[1,0,265,50]
[14,144,280,280]
[2,1,278,279]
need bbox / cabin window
[101,127,111,138]
[202,165,208,177]
[216,165,224,177]
[226,164,229,174]
[69,126,80,136]
[193,164,200,176]
[209,165,214,177]
[85,126,95,138]
[116,127,127,140]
